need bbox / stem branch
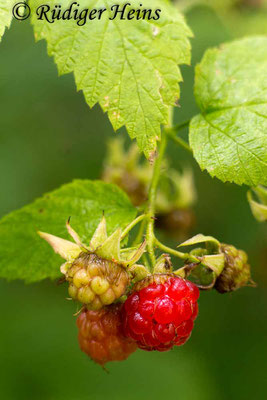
[121,214,147,240]
[169,135,193,153]
[165,119,193,153]
[154,237,199,263]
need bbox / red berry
[77,305,137,365]
[122,275,199,352]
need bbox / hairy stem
[165,119,192,153]
[132,218,147,246]
[168,134,193,153]
[154,237,199,263]
[171,119,191,132]
[121,214,147,240]
[145,110,172,265]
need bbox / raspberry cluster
[76,276,199,364]
[122,275,199,352]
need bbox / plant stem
[171,119,191,132]
[132,218,147,246]
[121,214,147,240]
[165,119,193,153]
[169,135,193,153]
[154,237,199,263]
[145,110,172,265]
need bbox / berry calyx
[122,275,199,352]
[215,244,252,293]
[77,305,137,365]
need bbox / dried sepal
[66,219,88,250]
[38,231,81,261]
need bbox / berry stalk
[153,237,199,264]
[146,123,168,266]
[144,108,194,270]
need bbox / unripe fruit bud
[215,244,252,293]
[66,253,129,310]
[77,305,137,365]
[39,216,146,310]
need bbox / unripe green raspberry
[39,215,146,310]
[65,253,129,310]
[215,244,252,293]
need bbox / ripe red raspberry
[122,275,199,352]
[77,305,137,365]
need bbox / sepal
[178,234,220,251]
[90,216,108,249]
[38,231,81,261]
[199,254,225,276]
[121,241,147,267]
[128,264,150,283]
[97,228,121,261]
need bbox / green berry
[66,253,129,309]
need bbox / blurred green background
[0,4,267,400]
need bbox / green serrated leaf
[0,180,136,283]
[0,0,16,41]
[190,36,267,186]
[29,0,192,158]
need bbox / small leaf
[29,0,192,158]
[190,36,267,186]
[0,0,16,42]
[178,234,220,249]
[247,187,267,222]
[0,180,136,282]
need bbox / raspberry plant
[0,1,266,366]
